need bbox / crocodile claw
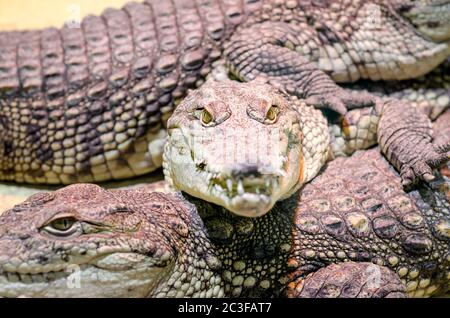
[400,139,450,188]
[306,89,375,115]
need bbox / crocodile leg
[434,109,450,148]
[433,109,450,179]
[327,97,450,186]
[388,87,450,121]
[394,60,450,120]
[345,59,450,120]
[224,22,376,115]
[287,262,406,298]
[377,99,450,187]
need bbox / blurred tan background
[0,0,160,213]
[0,0,129,30]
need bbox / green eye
[51,217,76,231]
[201,110,213,125]
[43,216,79,237]
[266,106,277,121]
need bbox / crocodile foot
[401,139,450,187]
[305,88,375,115]
[287,262,406,298]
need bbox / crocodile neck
[186,193,297,298]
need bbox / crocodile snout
[231,164,261,179]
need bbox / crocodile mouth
[211,174,277,196]
[206,171,280,217]
[0,251,172,298]
[0,269,71,282]
[0,266,74,298]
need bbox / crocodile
[0,147,449,298]
[345,58,450,120]
[163,79,450,217]
[1,0,450,184]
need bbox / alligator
[0,147,449,298]
[163,79,450,217]
[1,0,449,184]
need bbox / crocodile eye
[43,217,79,237]
[51,217,75,231]
[266,106,278,122]
[201,109,213,125]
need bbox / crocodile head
[397,0,450,42]
[0,184,221,298]
[163,80,329,217]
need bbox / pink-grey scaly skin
[287,110,450,298]
[434,109,450,179]
[285,148,450,298]
[164,80,450,217]
[1,0,450,184]
[0,185,224,298]
[345,58,450,120]
[432,106,450,149]
[0,148,449,298]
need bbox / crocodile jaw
[0,253,172,298]
[185,170,282,218]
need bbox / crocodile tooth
[271,178,277,190]
[7,272,19,283]
[29,265,43,275]
[256,187,260,194]
[265,179,270,189]
[226,179,233,193]
[20,274,32,284]
[46,272,56,281]
[32,273,45,283]
[3,263,16,272]
[42,264,54,273]
[54,271,66,280]
[17,263,30,274]
[237,180,244,195]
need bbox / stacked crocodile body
[0,0,450,298]
[0,0,449,184]
[0,81,450,298]
[347,58,450,120]
[0,147,449,298]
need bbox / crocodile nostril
[231,164,261,178]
